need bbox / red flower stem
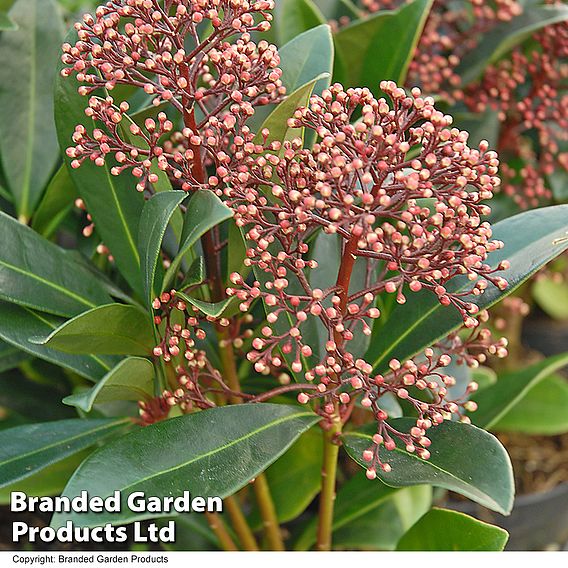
[316,233,359,550]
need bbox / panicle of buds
[61,0,284,193]
[344,1,566,210]
[63,2,511,473]
[464,14,568,209]
[221,80,509,469]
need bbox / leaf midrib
[0,257,98,312]
[22,307,112,372]
[0,419,129,478]
[78,410,317,499]
[344,432,500,510]
[43,330,150,351]
[19,0,36,218]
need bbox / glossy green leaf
[34,304,154,356]
[397,508,509,551]
[180,257,205,289]
[0,0,63,219]
[162,191,233,292]
[333,485,432,550]
[310,231,375,358]
[0,340,29,373]
[279,25,334,95]
[250,428,323,529]
[31,164,76,238]
[334,0,432,91]
[0,418,130,488]
[0,451,89,505]
[138,191,188,304]
[312,0,361,22]
[0,210,113,317]
[367,205,568,373]
[54,29,144,294]
[175,291,236,319]
[532,277,568,320]
[294,471,429,550]
[255,77,325,147]
[227,221,248,280]
[64,357,154,413]
[493,374,568,435]
[0,302,117,381]
[275,0,326,45]
[472,353,568,430]
[471,366,497,392]
[343,418,514,515]
[121,113,183,239]
[52,404,318,528]
[458,4,568,85]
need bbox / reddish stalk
[316,233,359,551]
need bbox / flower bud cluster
[464,15,568,209]
[63,3,511,472]
[61,0,284,193]
[221,81,509,468]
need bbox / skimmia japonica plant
[0,0,568,553]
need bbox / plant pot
[522,316,568,358]
[446,482,568,550]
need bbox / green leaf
[34,304,154,356]
[0,210,113,317]
[458,4,568,84]
[180,257,205,289]
[343,418,514,515]
[471,366,497,392]
[310,231,374,358]
[0,418,130,488]
[397,508,509,551]
[162,191,233,292]
[227,221,248,280]
[275,0,326,45]
[0,340,30,373]
[255,77,325,147]
[138,191,188,305]
[0,0,63,219]
[279,25,334,95]
[121,113,183,239]
[52,404,319,527]
[333,485,432,550]
[54,29,145,295]
[312,0,362,22]
[0,302,117,381]
[472,352,568,430]
[31,165,76,238]
[333,0,432,91]
[532,277,568,320]
[367,205,568,373]
[0,367,74,422]
[250,428,323,528]
[63,357,154,413]
[175,291,236,319]
[493,374,568,435]
[0,452,89,505]
[294,471,429,550]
